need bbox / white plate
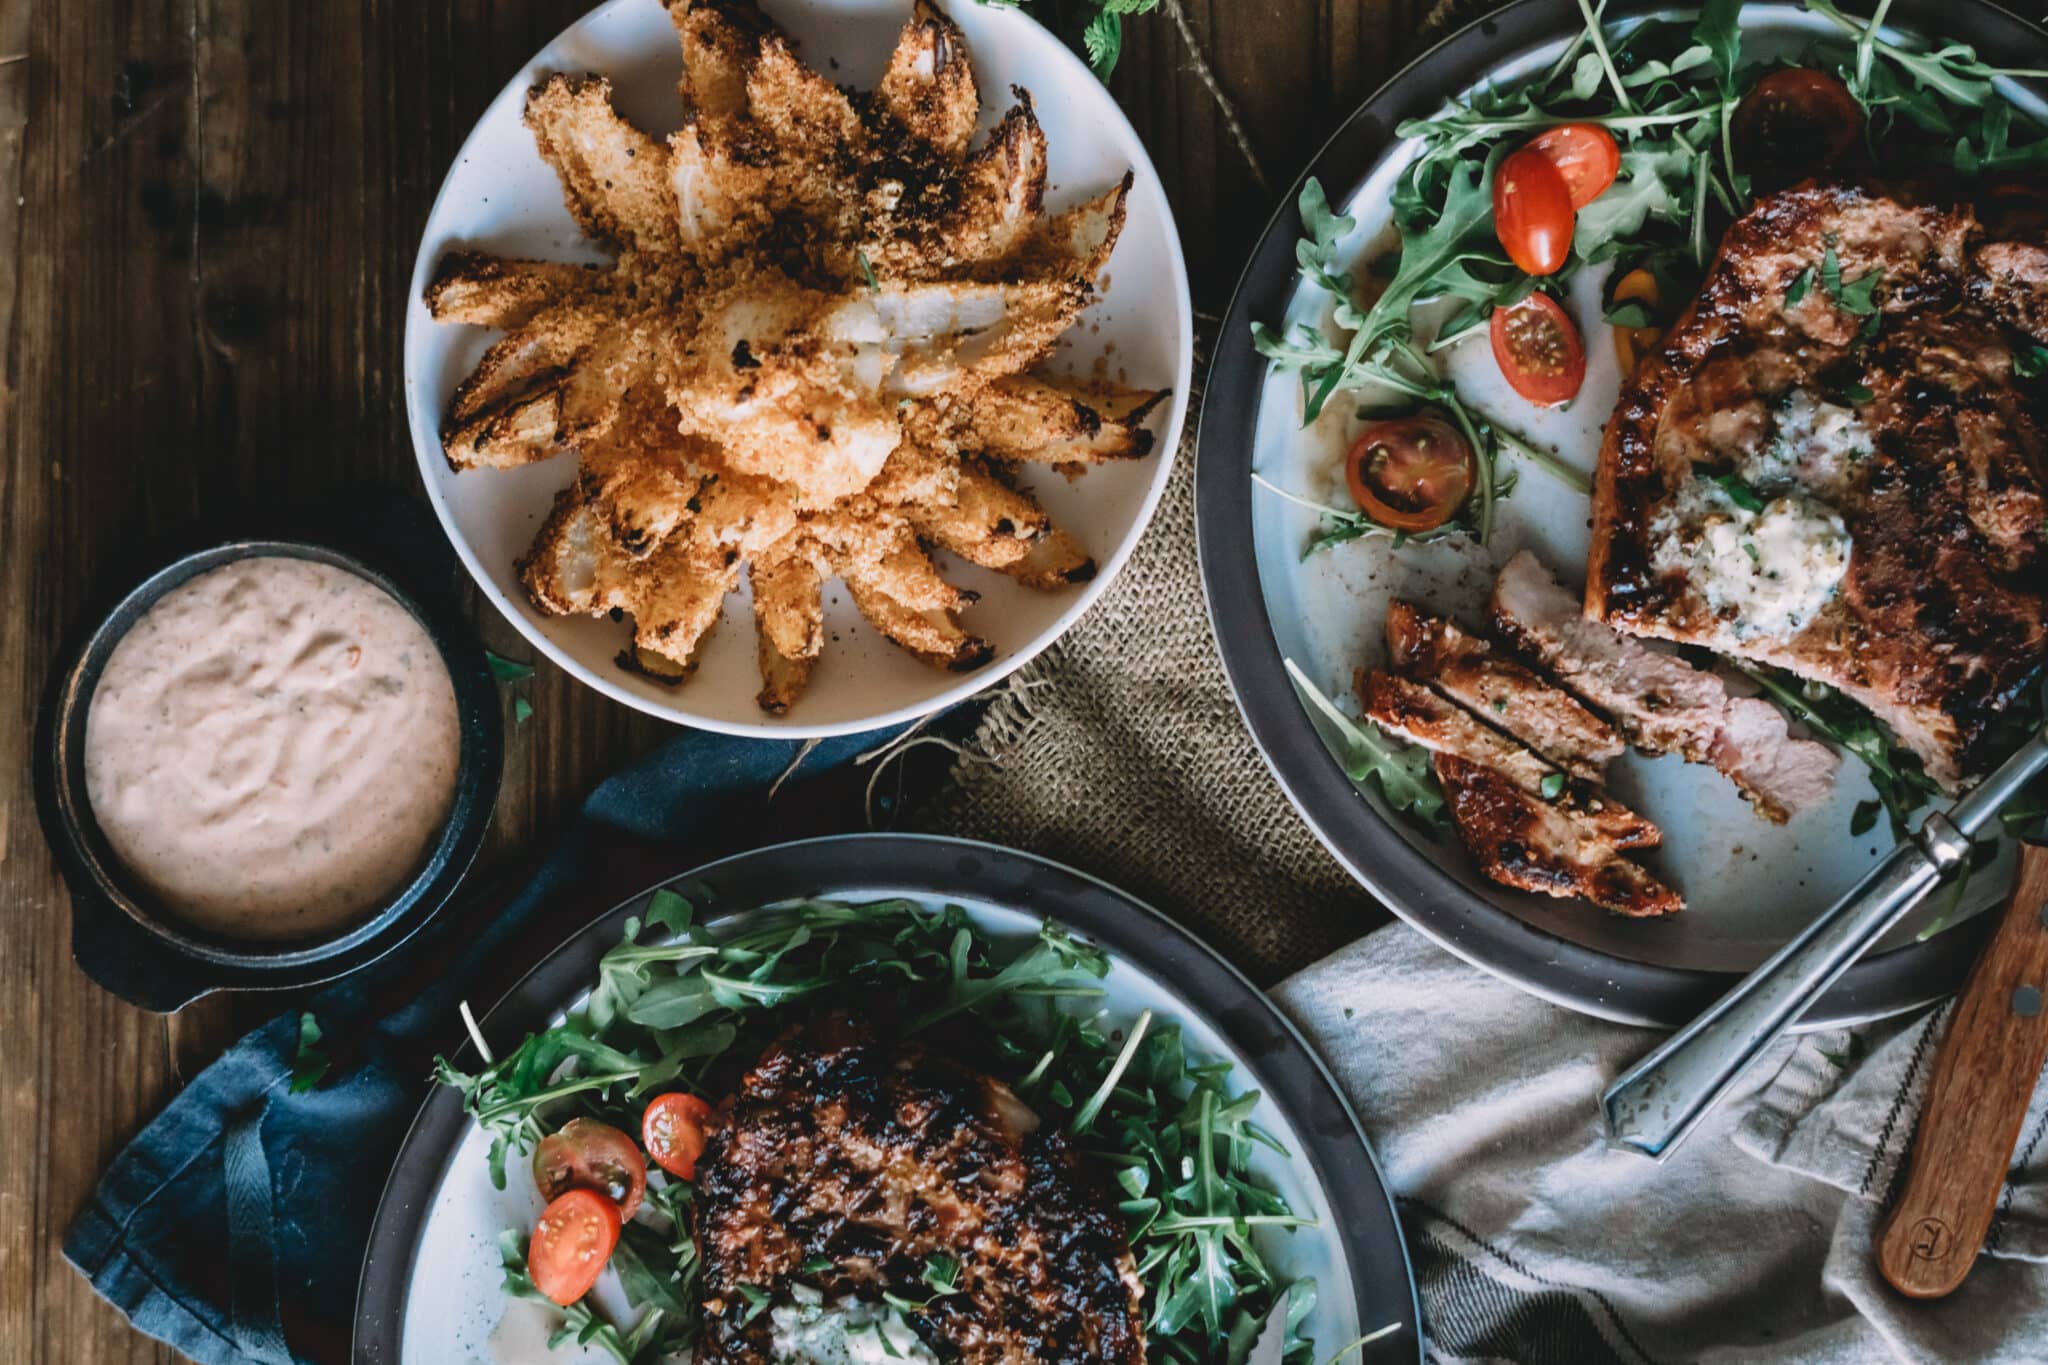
[404,0,1192,737]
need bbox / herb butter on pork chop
[1586,182,2048,791]
[692,1016,1145,1365]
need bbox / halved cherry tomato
[1527,124,1621,209]
[1493,146,1575,277]
[1344,415,1476,533]
[1491,292,1587,406]
[1609,267,1664,374]
[529,1188,621,1307]
[643,1092,715,1181]
[534,1118,646,1220]
[1733,68,1862,172]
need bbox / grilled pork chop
[692,1016,1145,1365]
[1357,669,1659,851]
[1494,551,1840,822]
[1586,182,2048,791]
[1385,601,1624,780]
[1433,755,1683,918]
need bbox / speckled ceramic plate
[353,835,1422,1363]
[404,0,1191,739]
[1197,0,2048,1027]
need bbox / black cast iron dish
[352,833,1422,1363]
[1195,0,2045,1029]
[35,533,504,1011]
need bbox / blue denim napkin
[64,725,897,1365]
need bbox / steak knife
[1600,720,2048,1161]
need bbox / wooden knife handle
[1878,842,2048,1299]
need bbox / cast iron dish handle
[1602,724,2048,1161]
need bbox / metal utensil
[1877,841,2048,1298]
[1602,722,2048,1160]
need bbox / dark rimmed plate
[1195,0,2045,1028]
[353,834,1421,1362]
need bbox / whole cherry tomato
[1493,145,1576,276]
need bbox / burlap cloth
[916,2,1499,984]
[918,326,1377,981]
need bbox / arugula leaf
[1603,298,1656,328]
[1851,800,1881,837]
[1785,266,1815,308]
[1284,658,1444,824]
[289,1013,330,1093]
[1693,0,1744,95]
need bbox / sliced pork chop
[1493,550,1840,823]
[692,1016,1144,1365]
[1386,600,1624,780]
[1358,669,1658,851]
[1586,181,2048,790]
[1433,755,1683,918]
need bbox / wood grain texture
[0,1,1425,1357]
[1878,843,2048,1299]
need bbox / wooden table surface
[0,0,1436,1357]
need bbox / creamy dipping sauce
[83,555,461,942]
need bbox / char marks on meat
[1585,182,2048,790]
[1493,550,1840,822]
[1385,600,1625,780]
[692,1016,1145,1365]
[1357,669,1660,851]
[1433,755,1684,918]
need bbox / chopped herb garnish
[1539,772,1567,801]
[856,248,880,294]
[1713,473,1767,512]
[2017,345,2048,380]
[513,697,533,725]
[1850,799,1881,837]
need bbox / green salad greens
[437,893,1330,1364]
[1252,0,2048,839]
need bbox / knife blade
[1601,719,2048,1161]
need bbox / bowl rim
[401,0,1195,739]
[34,537,505,1009]
[1193,0,2041,1028]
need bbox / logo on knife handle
[1909,1216,1953,1262]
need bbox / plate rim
[351,832,1424,1362]
[400,0,1195,740]
[1193,0,2043,1028]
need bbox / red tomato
[643,1092,715,1181]
[1491,293,1587,407]
[533,1118,646,1221]
[1733,68,1862,169]
[1344,415,1476,533]
[1527,124,1621,209]
[529,1189,621,1307]
[1493,146,1575,276]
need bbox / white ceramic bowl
[405,0,1192,736]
